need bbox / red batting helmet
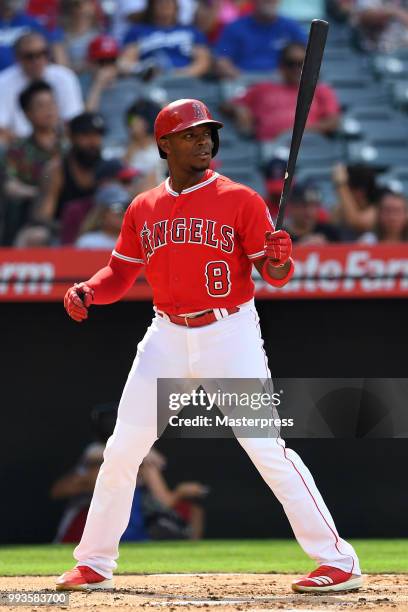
[154,99,223,159]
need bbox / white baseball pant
[74,300,360,578]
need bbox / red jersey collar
[165,170,219,197]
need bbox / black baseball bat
[275,19,329,230]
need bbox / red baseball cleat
[292,565,363,593]
[56,566,114,591]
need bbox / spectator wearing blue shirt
[120,0,211,77]
[0,0,65,71]
[215,0,306,78]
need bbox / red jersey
[234,81,340,141]
[112,170,274,314]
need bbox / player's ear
[159,136,170,156]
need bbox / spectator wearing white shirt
[75,183,129,249]
[0,31,83,145]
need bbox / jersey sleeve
[112,204,145,264]
[236,192,275,261]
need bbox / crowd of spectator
[0,0,407,248]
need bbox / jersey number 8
[205,261,231,297]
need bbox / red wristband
[261,257,295,288]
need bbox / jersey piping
[165,172,219,197]
[112,249,144,264]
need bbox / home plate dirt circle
[0,573,407,611]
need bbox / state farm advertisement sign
[256,244,408,299]
[0,245,408,301]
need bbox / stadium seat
[97,78,153,146]
[152,76,221,107]
[325,22,353,49]
[372,55,408,82]
[259,132,344,168]
[321,54,369,83]
[219,73,279,102]
[218,140,258,165]
[347,141,408,168]
[342,107,408,144]
[334,82,389,111]
[378,166,408,194]
[391,80,408,111]
[376,172,407,195]
[221,167,266,195]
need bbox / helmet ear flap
[158,145,167,159]
[211,128,219,158]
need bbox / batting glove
[64,282,94,322]
[264,230,292,267]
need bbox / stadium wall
[1,298,407,543]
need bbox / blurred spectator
[215,0,306,78]
[223,43,340,141]
[0,0,65,71]
[59,150,142,245]
[96,158,141,198]
[360,189,408,243]
[261,155,285,217]
[85,34,120,111]
[51,444,207,542]
[26,0,59,31]
[13,221,53,246]
[112,0,145,42]
[352,0,408,53]
[36,111,104,225]
[124,98,165,187]
[59,0,103,72]
[96,158,140,192]
[135,449,207,540]
[112,0,197,42]
[332,163,379,234]
[327,0,355,23]
[120,0,210,78]
[195,0,253,46]
[0,32,83,144]
[75,183,129,249]
[51,442,106,543]
[285,182,341,245]
[3,80,61,245]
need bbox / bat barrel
[274,19,329,230]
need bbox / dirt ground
[0,574,407,612]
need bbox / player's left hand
[265,230,292,267]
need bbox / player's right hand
[64,282,94,322]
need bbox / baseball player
[58,99,362,594]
